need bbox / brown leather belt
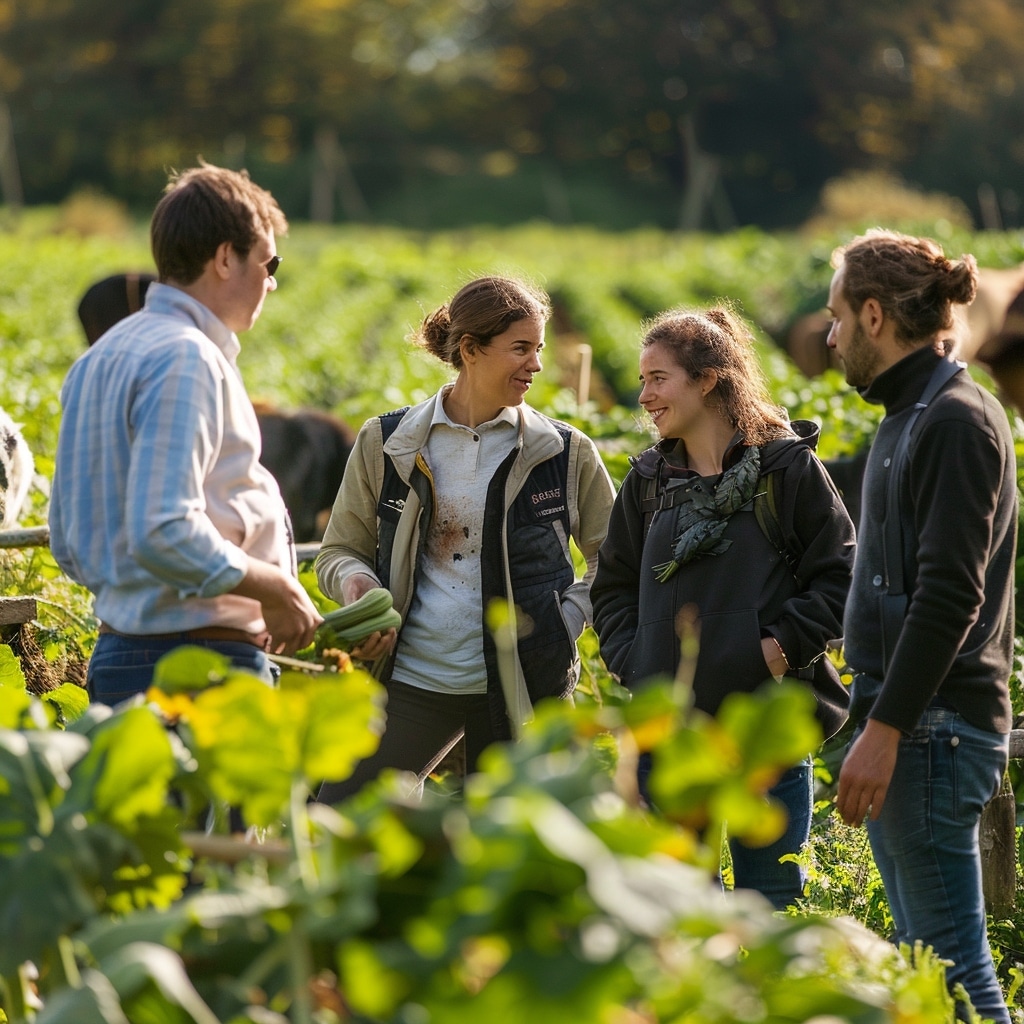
[98,623,271,650]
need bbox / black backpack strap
[753,469,798,572]
[375,407,410,587]
[379,406,409,439]
[377,407,410,511]
[639,463,667,542]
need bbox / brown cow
[958,262,1024,415]
[77,272,157,345]
[783,311,840,378]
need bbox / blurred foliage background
[2,0,1024,232]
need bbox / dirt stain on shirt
[432,495,473,563]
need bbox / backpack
[640,464,797,571]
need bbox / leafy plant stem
[23,751,53,840]
[56,936,82,990]
[3,965,30,1024]
[235,939,290,998]
[705,818,727,880]
[291,777,317,892]
[287,925,315,1024]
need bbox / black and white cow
[0,409,33,529]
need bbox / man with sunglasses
[50,162,321,704]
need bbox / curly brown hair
[642,305,792,446]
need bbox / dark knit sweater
[845,346,1017,736]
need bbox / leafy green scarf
[652,445,762,582]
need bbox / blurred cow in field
[781,311,840,378]
[0,409,34,529]
[253,403,354,541]
[958,262,1024,416]
[77,273,156,345]
[77,273,354,541]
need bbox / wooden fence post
[981,729,1024,917]
[0,526,50,549]
[0,596,36,632]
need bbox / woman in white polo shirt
[315,276,615,800]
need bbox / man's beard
[841,322,882,389]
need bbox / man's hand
[761,635,788,680]
[259,573,323,654]
[342,572,397,662]
[233,558,322,655]
[835,719,902,826]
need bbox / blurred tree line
[2,0,1024,231]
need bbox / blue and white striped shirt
[49,283,293,635]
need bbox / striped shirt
[49,283,294,635]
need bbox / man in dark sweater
[828,230,1016,1024]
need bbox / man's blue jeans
[860,708,1009,1024]
[87,632,275,707]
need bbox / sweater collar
[859,344,946,415]
[633,420,817,481]
[653,431,746,478]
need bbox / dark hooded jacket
[592,421,855,737]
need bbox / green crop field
[0,216,892,461]
[4,215,1024,1022]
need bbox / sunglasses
[264,255,283,278]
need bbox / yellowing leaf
[178,670,385,827]
[0,678,31,729]
[716,681,822,770]
[151,646,232,693]
[300,672,385,782]
[90,708,176,828]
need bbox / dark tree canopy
[2,0,1023,229]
